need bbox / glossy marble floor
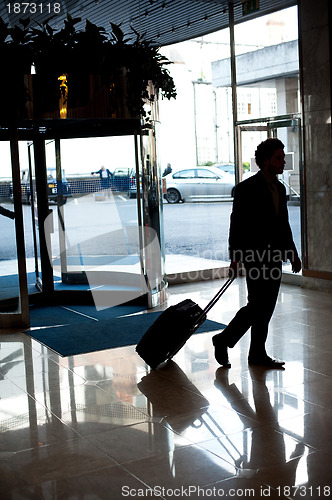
[1,278,332,499]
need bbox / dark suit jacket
[228,171,298,263]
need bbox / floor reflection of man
[214,368,305,485]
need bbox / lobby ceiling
[1,0,296,46]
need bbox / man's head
[255,138,285,176]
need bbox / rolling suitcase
[136,278,234,369]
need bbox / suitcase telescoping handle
[198,277,235,323]
[193,278,235,328]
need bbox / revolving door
[0,119,167,328]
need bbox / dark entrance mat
[25,310,226,357]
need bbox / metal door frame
[0,127,29,328]
[235,113,306,269]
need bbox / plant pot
[25,73,61,119]
[0,47,32,123]
[26,70,140,120]
[0,75,30,122]
[67,72,133,119]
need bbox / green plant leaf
[19,18,30,29]
[0,16,9,44]
[110,22,124,44]
[45,24,54,36]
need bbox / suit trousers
[220,260,282,358]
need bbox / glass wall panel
[0,138,31,323]
[160,28,234,278]
[158,6,301,278]
[234,6,302,271]
[234,6,300,141]
[269,120,302,270]
[0,141,19,311]
[233,5,300,184]
[19,141,42,294]
[46,135,147,309]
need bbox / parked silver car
[164,166,235,204]
[214,163,235,175]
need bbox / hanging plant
[0,14,177,120]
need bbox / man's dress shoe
[212,334,231,367]
[248,355,285,368]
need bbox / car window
[215,164,235,173]
[216,170,228,178]
[173,169,196,179]
[114,168,130,176]
[196,169,218,179]
[47,169,67,180]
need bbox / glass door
[40,130,165,310]
[236,115,303,270]
[24,141,42,293]
[236,124,268,182]
[0,119,167,319]
[0,131,29,327]
[267,117,303,270]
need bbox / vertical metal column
[141,95,167,308]
[27,142,41,289]
[0,126,30,327]
[33,136,54,295]
[55,139,68,281]
[229,2,241,185]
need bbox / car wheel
[166,188,181,204]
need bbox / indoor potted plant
[0,14,176,121]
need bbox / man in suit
[213,138,301,368]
